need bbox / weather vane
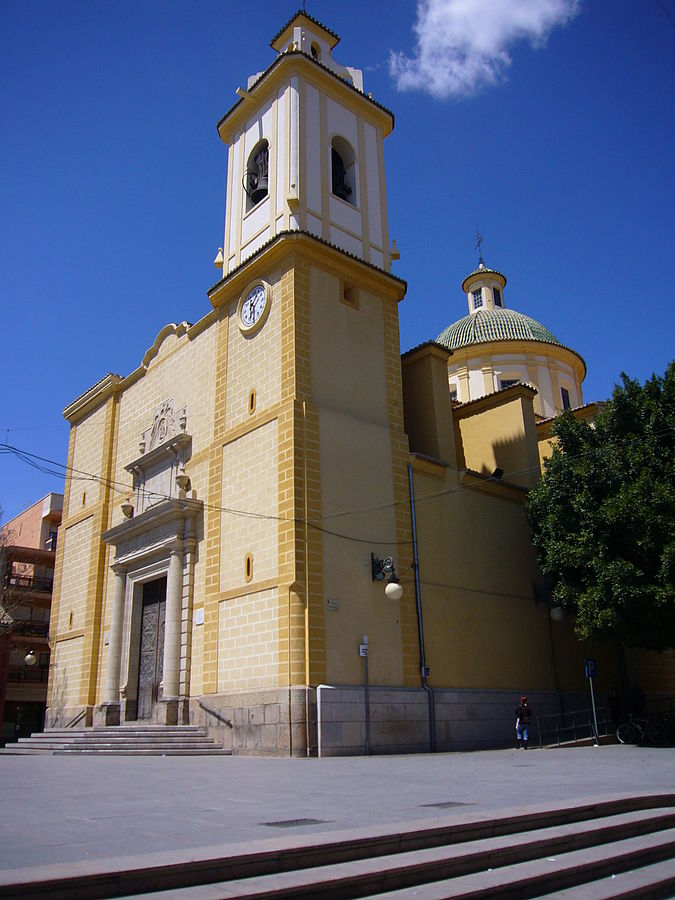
[474,229,484,266]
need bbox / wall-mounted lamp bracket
[371,553,395,582]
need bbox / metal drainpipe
[303,401,311,757]
[408,463,436,752]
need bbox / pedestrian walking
[515,695,532,750]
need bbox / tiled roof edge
[270,10,340,46]
[217,50,393,135]
[401,340,452,359]
[207,230,406,297]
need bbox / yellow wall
[220,420,279,593]
[56,516,93,634]
[308,263,406,686]
[401,345,457,464]
[218,588,280,691]
[454,386,541,488]
[410,463,621,694]
[50,636,84,711]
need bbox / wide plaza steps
[0,724,229,756]
[1,795,673,898]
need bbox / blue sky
[1,0,673,523]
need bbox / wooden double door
[137,578,166,720]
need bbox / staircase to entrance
[0,724,230,755]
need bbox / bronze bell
[249,146,269,204]
[250,173,268,205]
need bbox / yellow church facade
[47,12,626,755]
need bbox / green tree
[526,363,675,650]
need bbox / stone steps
[1,794,672,898]
[0,724,230,756]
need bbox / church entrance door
[136,578,166,720]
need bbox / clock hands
[240,284,267,331]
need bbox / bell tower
[203,11,415,755]
[215,10,395,275]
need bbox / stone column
[104,567,126,703]
[162,543,184,699]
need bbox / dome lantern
[461,262,507,316]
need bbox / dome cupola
[461,262,507,315]
[434,243,586,418]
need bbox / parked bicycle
[616,715,663,746]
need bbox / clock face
[239,283,268,332]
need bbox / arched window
[331,136,356,206]
[244,139,269,211]
[310,42,321,62]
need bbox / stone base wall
[46,686,606,755]
[45,704,93,729]
[189,687,315,757]
[188,685,602,756]
[316,685,599,756]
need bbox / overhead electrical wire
[2,423,673,546]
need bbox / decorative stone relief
[123,399,192,516]
[139,399,188,455]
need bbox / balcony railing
[7,665,49,684]
[6,621,50,637]
[4,575,53,594]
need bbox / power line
[655,0,675,27]
[0,443,405,547]
[2,422,673,545]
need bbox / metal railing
[536,706,610,748]
[6,621,49,637]
[7,665,49,684]
[64,709,86,729]
[5,574,53,593]
[197,698,233,728]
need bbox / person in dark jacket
[515,695,532,749]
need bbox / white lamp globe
[384,581,403,601]
[24,650,37,666]
[550,606,565,622]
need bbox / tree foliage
[526,363,675,650]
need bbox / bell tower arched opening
[331,136,356,206]
[244,139,269,211]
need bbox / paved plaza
[1,744,673,873]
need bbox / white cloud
[389,0,581,99]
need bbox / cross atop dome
[474,229,485,267]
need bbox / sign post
[360,635,370,755]
[585,657,600,747]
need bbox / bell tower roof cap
[271,11,340,52]
[461,263,507,293]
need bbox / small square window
[561,387,571,410]
[472,289,483,309]
[449,388,458,402]
[500,379,519,390]
[493,288,502,307]
[342,284,359,308]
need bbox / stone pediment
[123,398,192,517]
[102,497,202,566]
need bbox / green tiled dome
[436,308,562,351]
